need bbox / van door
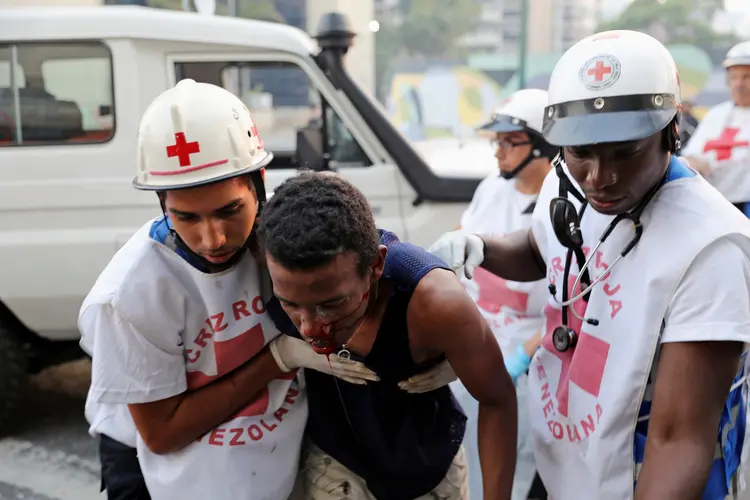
[168,52,405,237]
[0,40,128,338]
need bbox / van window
[0,42,115,146]
[175,60,371,169]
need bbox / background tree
[142,0,283,22]
[374,0,480,99]
[374,23,404,101]
[597,0,738,63]
[234,0,285,23]
[396,0,481,58]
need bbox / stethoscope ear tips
[553,326,577,352]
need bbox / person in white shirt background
[431,88,556,500]
[430,30,750,499]
[79,79,377,500]
[682,40,750,215]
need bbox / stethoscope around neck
[547,156,664,353]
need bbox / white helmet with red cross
[724,41,750,69]
[133,79,272,191]
[543,30,681,147]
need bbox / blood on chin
[306,336,338,355]
[311,343,337,355]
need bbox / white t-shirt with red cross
[682,100,750,203]
[80,218,307,500]
[459,173,548,357]
[527,159,750,499]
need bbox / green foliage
[397,0,481,57]
[597,0,738,47]
[144,0,283,22]
[374,0,481,99]
[146,0,184,9]
[374,23,404,99]
[235,0,285,23]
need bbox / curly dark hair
[257,171,379,276]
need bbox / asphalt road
[2,360,750,500]
[0,360,103,500]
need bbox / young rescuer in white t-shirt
[431,30,750,499]
[79,79,377,500]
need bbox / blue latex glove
[505,343,532,385]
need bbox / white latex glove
[428,230,485,280]
[269,335,380,385]
[397,360,457,394]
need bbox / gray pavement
[0,360,103,500]
[1,360,749,500]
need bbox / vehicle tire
[0,326,28,432]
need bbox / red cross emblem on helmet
[166,132,200,167]
[578,54,622,91]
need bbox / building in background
[467,0,601,55]
[374,0,402,23]
[374,0,601,57]
[456,0,504,55]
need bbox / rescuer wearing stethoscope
[430,30,750,499]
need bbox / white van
[0,5,494,425]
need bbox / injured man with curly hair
[258,170,519,500]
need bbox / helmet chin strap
[157,170,267,273]
[500,132,559,180]
[499,148,539,180]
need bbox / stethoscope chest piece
[552,326,577,353]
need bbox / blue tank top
[294,230,467,500]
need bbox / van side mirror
[294,125,329,171]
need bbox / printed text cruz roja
[538,247,622,442]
